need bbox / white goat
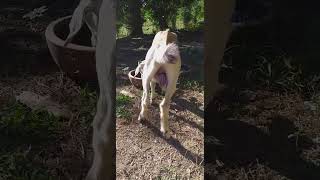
[65,0,116,179]
[136,29,181,137]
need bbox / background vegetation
[116,0,204,37]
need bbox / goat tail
[160,43,180,64]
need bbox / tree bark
[127,0,144,36]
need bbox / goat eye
[168,55,175,59]
[167,55,176,62]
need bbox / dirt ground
[205,88,320,180]
[116,71,204,179]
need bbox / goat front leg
[160,78,177,138]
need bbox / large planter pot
[45,16,97,81]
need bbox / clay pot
[128,70,142,89]
[45,16,97,82]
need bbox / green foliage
[178,78,204,92]
[222,42,320,96]
[78,86,97,125]
[0,101,59,179]
[117,0,204,37]
[0,151,53,180]
[116,94,133,119]
[143,0,180,29]
[0,101,62,145]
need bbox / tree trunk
[158,16,168,30]
[127,0,143,37]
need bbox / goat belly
[155,72,167,88]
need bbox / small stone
[304,101,317,111]
[239,90,257,102]
[313,137,320,144]
[15,91,71,119]
[119,89,135,98]
[216,160,224,167]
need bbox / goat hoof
[138,114,145,122]
[161,129,171,139]
[150,100,156,106]
[162,132,171,139]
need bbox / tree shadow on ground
[140,119,203,165]
[170,97,204,133]
[205,97,320,180]
[173,97,203,119]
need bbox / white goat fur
[137,29,181,136]
[65,0,116,179]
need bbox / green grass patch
[0,150,54,180]
[78,86,97,126]
[222,42,320,94]
[178,78,203,92]
[0,101,62,146]
[0,101,61,179]
[117,25,130,38]
[116,93,133,120]
[156,167,184,180]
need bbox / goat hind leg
[160,80,176,137]
[150,81,156,104]
[138,66,158,121]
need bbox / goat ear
[164,43,179,64]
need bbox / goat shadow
[140,119,203,165]
[205,99,320,180]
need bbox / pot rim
[128,70,142,80]
[45,15,95,52]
